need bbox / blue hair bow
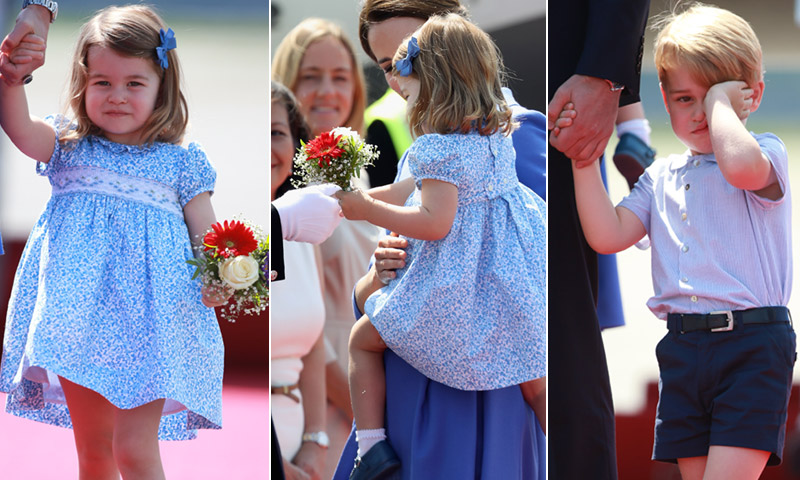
[395,36,419,77]
[156,28,177,69]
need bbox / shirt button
[694,160,700,167]
[681,213,687,221]
[685,184,691,191]
[682,245,689,253]
[681,277,688,283]
[691,295,698,302]
[487,184,494,192]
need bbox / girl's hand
[333,189,375,221]
[551,102,577,137]
[0,3,51,86]
[283,459,312,480]
[6,33,45,65]
[706,80,754,121]
[201,283,233,308]
[293,442,325,480]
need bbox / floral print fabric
[0,116,224,440]
[365,132,546,390]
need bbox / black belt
[667,306,791,333]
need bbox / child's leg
[113,398,166,480]
[520,377,546,435]
[348,314,388,445]
[62,375,166,480]
[677,446,770,480]
[60,376,120,480]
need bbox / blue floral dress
[364,132,546,390]
[0,116,223,440]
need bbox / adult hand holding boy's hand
[548,74,620,168]
[705,80,754,121]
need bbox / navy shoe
[613,132,656,190]
[349,440,401,480]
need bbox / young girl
[335,14,546,479]
[0,6,224,478]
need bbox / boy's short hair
[654,4,762,87]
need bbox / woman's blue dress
[0,117,224,440]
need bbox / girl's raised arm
[0,34,55,163]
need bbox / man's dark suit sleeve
[550,0,650,107]
[270,207,285,479]
[271,205,285,282]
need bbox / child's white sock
[356,428,386,457]
[616,118,652,145]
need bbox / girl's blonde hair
[62,5,188,145]
[271,18,367,136]
[654,4,763,88]
[392,14,514,137]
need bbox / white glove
[273,184,342,244]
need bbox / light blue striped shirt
[619,133,792,319]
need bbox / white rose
[219,255,259,290]
[331,126,360,142]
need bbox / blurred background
[603,1,800,478]
[0,1,269,478]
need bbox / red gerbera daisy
[203,220,258,258]
[304,131,344,168]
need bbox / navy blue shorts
[653,321,796,465]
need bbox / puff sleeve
[176,142,216,207]
[406,134,463,188]
[36,114,74,177]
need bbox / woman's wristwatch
[302,431,330,449]
[22,0,58,23]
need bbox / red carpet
[0,371,269,479]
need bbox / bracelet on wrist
[22,0,58,23]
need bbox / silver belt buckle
[710,310,734,332]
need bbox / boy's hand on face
[706,80,754,121]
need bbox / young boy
[568,5,795,479]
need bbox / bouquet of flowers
[292,127,379,191]
[187,218,269,322]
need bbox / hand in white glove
[272,184,342,244]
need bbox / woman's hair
[653,3,763,87]
[393,14,514,137]
[271,18,366,135]
[271,81,310,198]
[62,5,188,144]
[358,0,468,62]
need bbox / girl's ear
[748,79,765,112]
[659,82,670,115]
